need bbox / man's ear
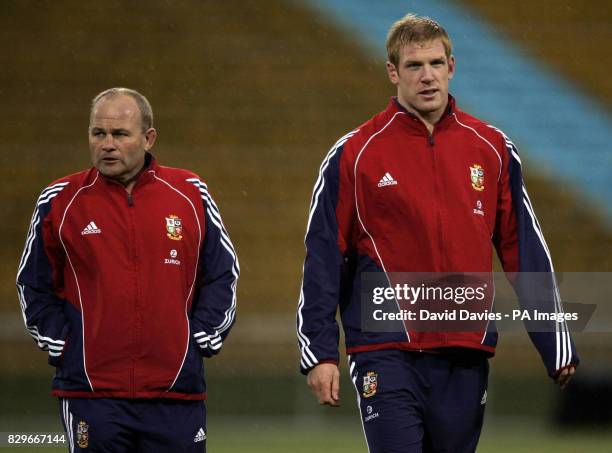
[144,128,157,151]
[386,61,399,85]
[447,55,456,80]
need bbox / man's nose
[102,134,116,150]
[421,65,434,82]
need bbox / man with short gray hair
[18,87,238,452]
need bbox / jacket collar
[98,152,159,188]
[388,94,456,134]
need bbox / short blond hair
[386,13,452,67]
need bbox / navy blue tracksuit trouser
[59,398,206,452]
[349,349,489,453]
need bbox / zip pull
[428,134,435,146]
[127,193,134,206]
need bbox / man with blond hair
[298,14,578,452]
[18,87,238,452]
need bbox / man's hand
[307,363,340,406]
[556,365,576,389]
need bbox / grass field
[2,373,611,452]
[3,416,611,452]
[210,416,612,453]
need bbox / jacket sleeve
[187,178,239,358]
[493,131,579,378]
[16,182,71,366]
[297,135,355,375]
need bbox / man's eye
[113,131,128,137]
[93,131,104,137]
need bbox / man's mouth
[419,89,438,96]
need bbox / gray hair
[90,87,154,132]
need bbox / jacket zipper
[429,132,444,270]
[126,189,139,397]
[429,131,447,345]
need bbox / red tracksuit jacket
[17,154,239,399]
[297,96,578,377]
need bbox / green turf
[2,375,611,452]
[5,417,612,453]
[208,419,612,453]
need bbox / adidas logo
[81,221,102,235]
[194,427,206,443]
[480,390,487,405]
[377,172,398,187]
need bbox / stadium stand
[306,0,612,226]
